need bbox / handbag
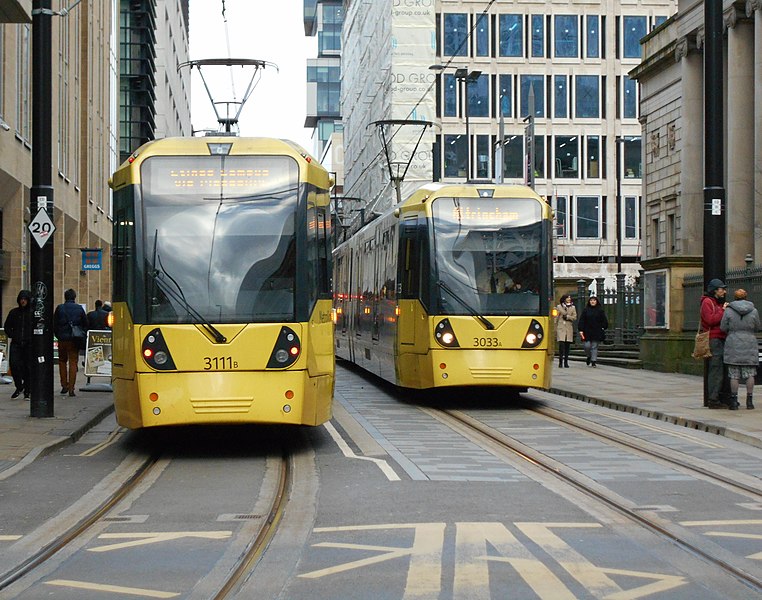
[70,322,87,341]
[691,329,711,360]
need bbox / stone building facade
[631,0,762,372]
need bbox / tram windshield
[431,197,543,315]
[140,155,299,323]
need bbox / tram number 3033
[203,356,239,370]
[473,337,502,348]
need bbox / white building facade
[341,0,677,285]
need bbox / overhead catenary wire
[340,0,498,203]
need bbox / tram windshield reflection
[431,197,543,315]
[140,155,299,323]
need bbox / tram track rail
[213,452,291,599]
[427,406,762,594]
[0,453,160,592]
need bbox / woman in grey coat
[720,289,760,410]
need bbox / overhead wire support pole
[30,0,55,417]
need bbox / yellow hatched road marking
[45,579,179,598]
[78,428,125,457]
[0,535,22,541]
[88,531,232,552]
[303,522,688,599]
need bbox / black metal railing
[574,275,644,346]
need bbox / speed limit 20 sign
[28,208,56,248]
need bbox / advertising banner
[84,329,112,378]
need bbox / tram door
[397,215,420,347]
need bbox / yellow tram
[334,182,553,392]
[109,137,334,428]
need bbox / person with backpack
[53,288,88,396]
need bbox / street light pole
[454,68,481,182]
[30,0,55,417]
[615,137,623,275]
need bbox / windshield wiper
[437,281,495,330]
[150,252,227,344]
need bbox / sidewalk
[2,364,762,480]
[0,370,114,481]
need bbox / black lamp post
[454,68,481,181]
[615,137,624,276]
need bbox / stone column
[749,0,762,262]
[678,37,703,256]
[725,6,755,268]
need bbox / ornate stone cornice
[695,27,704,50]
[724,5,741,29]
[675,37,689,62]
[748,0,762,17]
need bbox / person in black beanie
[578,296,608,367]
[3,290,34,399]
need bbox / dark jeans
[9,342,33,394]
[707,337,725,401]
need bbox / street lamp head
[454,67,468,78]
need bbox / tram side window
[113,191,137,312]
[397,216,430,304]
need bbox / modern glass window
[586,136,600,178]
[531,15,544,57]
[499,14,523,57]
[444,134,468,178]
[623,137,641,178]
[499,74,512,117]
[16,24,31,141]
[468,74,489,118]
[623,76,637,119]
[586,15,600,58]
[444,13,468,57]
[555,196,568,238]
[502,134,524,179]
[476,14,489,57]
[531,135,545,179]
[624,196,639,239]
[520,75,544,118]
[555,136,579,178]
[554,15,578,58]
[623,16,647,59]
[576,196,601,238]
[476,135,491,179]
[554,75,568,119]
[444,73,457,117]
[575,75,599,118]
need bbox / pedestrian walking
[700,278,729,409]
[577,296,608,368]
[555,294,576,368]
[53,288,88,397]
[3,290,34,399]
[87,299,108,330]
[720,288,760,410]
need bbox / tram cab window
[431,197,543,315]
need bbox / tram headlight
[521,319,544,348]
[141,328,177,370]
[267,326,301,368]
[434,319,460,348]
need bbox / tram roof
[110,136,329,190]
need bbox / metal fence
[683,263,762,331]
[573,275,644,345]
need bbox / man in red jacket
[700,278,729,408]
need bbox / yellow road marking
[45,579,179,598]
[88,531,231,552]
[78,428,125,457]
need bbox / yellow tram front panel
[112,310,333,428]
[397,314,552,389]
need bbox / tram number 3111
[473,337,501,348]
[203,356,239,370]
